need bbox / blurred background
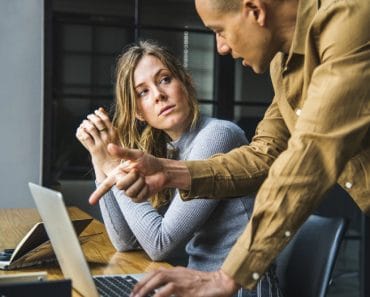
[0,1,367,296]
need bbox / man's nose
[216,34,231,55]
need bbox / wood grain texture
[0,207,172,296]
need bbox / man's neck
[272,0,299,53]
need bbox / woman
[76,41,282,297]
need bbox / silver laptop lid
[28,182,99,297]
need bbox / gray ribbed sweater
[98,116,254,271]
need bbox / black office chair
[275,214,347,297]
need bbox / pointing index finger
[89,174,116,205]
[107,144,144,161]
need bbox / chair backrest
[275,214,347,297]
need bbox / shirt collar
[288,0,317,57]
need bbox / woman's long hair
[113,40,200,208]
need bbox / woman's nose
[154,87,167,102]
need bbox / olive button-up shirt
[181,0,370,289]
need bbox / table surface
[0,207,171,296]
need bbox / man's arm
[181,93,289,199]
[88,144,191,204]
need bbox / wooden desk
[0,207,171,296]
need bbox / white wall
[0,0,43,207]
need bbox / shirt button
[345,182,353,189]
[295,109,302,116]
[252,272,260,280]
[284,230,291,237]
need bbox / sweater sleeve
[99,186,140,251]
[100,119,249,261]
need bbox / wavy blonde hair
[113,40,200,208]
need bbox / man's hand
[88,143,169,205]
[130,267,240,297]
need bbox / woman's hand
[76,107,120,179]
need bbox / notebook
[28,182,145,297]
[0,218,92,270]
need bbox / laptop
[28,182,145,297]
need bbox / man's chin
[241,60,249,67]
[252,67,267,74]
[242,61,268,74]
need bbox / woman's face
[134,54,192,140]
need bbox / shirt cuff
[221,243,271,290]
[179,160,216,200]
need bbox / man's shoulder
[315,0,369,27]
[312,0,369,55]
[318,0,367,10]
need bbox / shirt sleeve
[181,95,290,199]
[221,6,370,289]
[100,120,249,261]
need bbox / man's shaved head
[208,0,241,13]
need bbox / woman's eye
[137,89,148,97]
[160,76,172,84]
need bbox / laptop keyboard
[94,275,138,297]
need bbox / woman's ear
[135,112,145,122]
[242,0,267,27]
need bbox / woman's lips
[159,105,175,116]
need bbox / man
[90,0,370,296]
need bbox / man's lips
[232,55,249,67]
[159,105,175,116]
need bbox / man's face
[195,0,275,74]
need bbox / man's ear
[242,0,267,27]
